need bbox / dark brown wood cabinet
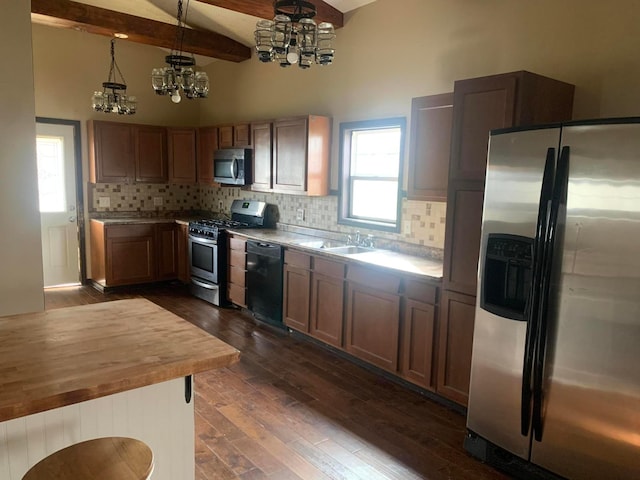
[345,265,401,373]
[272,116,331,196]
[309,257,345,348]
[88,121,133,183]
[89,121,169,184]
[437,290,476,406]
[156,223,178,280]
[177,223,190,284]
[399,279,439,391]
[407,93,453,201]
[134,125,167,183]
[227,234,247,307]
[251,122,273,192]
[197,126,218,185]
[283,250,312,332]
[104,224,156,286]
[168,128,197,184]
[218,123,250,148]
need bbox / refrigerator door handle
[521,147,556,436]
[532,145,570,442]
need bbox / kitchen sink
[323,245,377,255]
[296,239,345,249]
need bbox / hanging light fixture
[91,39,137,115]
[254,0,335,69]
[151,0,209,103]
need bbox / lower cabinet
[156,223,179,280]
[437,290,476,406]
[309,257,345,348]
[227,234,247,307]
[345,265,401,373]
[283,250,311,332]
[177,223,190,283]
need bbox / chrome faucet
[346,231,374,248]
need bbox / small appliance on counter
[213,148,252,185]
[188,200,276,306]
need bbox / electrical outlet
[98,197,110,208]
[218,200,224,211]
[403,222,411,234]
[153,196,163,206]
[296,208,305,221]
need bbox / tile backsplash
[89,183,447,258]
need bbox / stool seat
[22,437,153,480]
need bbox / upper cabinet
[197,126,218,185]
[272,115,331,196]
[251,121,274,192]
[407,93,453,201]
[449,71,575,182]
[218,123,251,148]
[88,120,168,184]
[168,128,197,184]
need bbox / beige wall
[0,1,44,315]
[202,0,640,188]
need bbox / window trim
[338,117,406,233]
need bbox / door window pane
[36,136,66,213]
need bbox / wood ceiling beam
[30,0,251,63]
[195,0,344,28]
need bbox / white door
[36,122,80,287]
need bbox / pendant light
[91,39,137,115]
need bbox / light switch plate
[98,197,110,208]
[153,196,163,206]
[404,222,411,234]
[296,208,305,221]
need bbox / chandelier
[91,39,137,115]
[151,0,209,103]
[254,0,336,68]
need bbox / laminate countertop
[0,299,239,423]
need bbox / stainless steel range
[188,200,275,306]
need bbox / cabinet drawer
[347,265,401,293]
[229,265,246,287]
[229,249,246,268]
[228,283,246,306]
[404,279,438,305]
[285,249,311,269]
[106,224,155,238]
[313,257,345,278]
[229,237,246,252]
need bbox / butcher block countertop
[0,299,240,423]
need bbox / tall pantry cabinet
[438,71,574,406]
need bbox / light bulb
[171,91,181,103]
[286,51,299,64]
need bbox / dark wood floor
[44,283,508,480]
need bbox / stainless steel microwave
[213,148,252,185]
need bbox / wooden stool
[22,437,154,480]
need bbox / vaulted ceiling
[31,0,376,63]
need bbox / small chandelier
[91,39,137,115]
[254,0,336,68]
[151,0,209,103]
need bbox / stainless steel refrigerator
[464,119,640,479]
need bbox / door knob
[69,216,76,223]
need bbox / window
[338,117,405,232]
[36,135,66,213]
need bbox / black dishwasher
[246,240,284,327]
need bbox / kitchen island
[0,298,239,480]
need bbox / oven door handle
[189,234,218,245]
[191,278,218,290]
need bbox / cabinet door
[273,118,307,193]
[283,264,311,332]
[227,235,247,307]
[134,125,167,183]
[407,93,453,201]
[345,282,400,372]
[105,224,156,286]
[168,128,197,184]
[218,125,234,148]
[309,272,344,348]
[442,182,484,296]
[177,224,190,283]
[251,122,273,191]
[197,127,218,185]
[89,121,133,183]
[156,223,178,280]
[437,290,475,406]
[234,123,251,147]
[449,75,517,182]
[400,299,436,390]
